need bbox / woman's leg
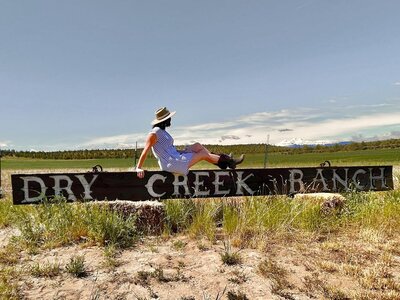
[187,142,244,169]
[188,144,220,167]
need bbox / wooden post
[0,148,3,198]
[263,134,270,169]
[134,141,138,167]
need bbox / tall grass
[345,190,400,235]
[1,186,399,250]
[0,198,14,229]
[0,197,138,249]
[163,189,400,246]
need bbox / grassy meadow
[1,147,399,170]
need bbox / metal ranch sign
[11,166,393,205]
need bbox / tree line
[1,138,400,160]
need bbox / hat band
[156,112,170,120]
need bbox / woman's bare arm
[135,133,157,178]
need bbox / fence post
[263,134,270,169]
[134,141,138,168]
[0,148,3,198]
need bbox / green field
[1,148,399,170]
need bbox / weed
[102,245,120,270]
[202,286,226,300]
[228,270,248,284]
[188,201,218,241]
[322,285,350,300]
[172,240,187,250]
[0,267,20,300]
[152,266,166,282]
[135,270,152,285]
[29,261,61,278]
[65,255,87,278]
[164,199,195,233]
[197,241,209,251]
[302,272,324,297]
[86,204,138,248]
[11,198,139,250]
[220,241,241,266]
[259,258,291,291]
[0,198,14,228]
[0,243,20,266]
[317,260,339,273]
[227,290,249,300]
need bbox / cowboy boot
[227,154,245,169]
[215,153,231,169]
[215,153,245,170]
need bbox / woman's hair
[153,118,171,130]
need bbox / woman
[135,107,244,178]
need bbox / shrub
[65,255,87,278]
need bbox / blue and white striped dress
[150,127,193,175]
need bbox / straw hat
[151,107,176,125]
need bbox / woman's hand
[135,167,145,178]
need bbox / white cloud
[81,104,400,148]
[0,141,10,148]
[394,81,400,86]
[83,133,146,149]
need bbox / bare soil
[1,227,399,300]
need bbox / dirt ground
[1,226,400,300]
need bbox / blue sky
[1,0,399,150]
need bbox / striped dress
[150,127,193,175]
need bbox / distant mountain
[277,138,352,148]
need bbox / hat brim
[151,111,176,125]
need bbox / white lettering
[75,174,98,200]
[50,175,76,201]
[352,169,367,190]
[172,174,190,197]
[236,172,254,195]
[193,172,210,196]
[21,176,47,203]
[213,171,231,195]
[289,169,304,193]
[332,168,349,191]
[145,174,167,198]
[312,169,329,191]
[369,167,388,190]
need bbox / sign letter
[369,167,388,190]
[21,176,48,204]
[145,174,167,198]
[193,172,210,197]
[173,174,191,197]
[236,172,254,195]
[289,169,304,193]
[50,175,76,201]
[213,171,231,195]
[75,175,98,200]
[332,168,349,191]
[352,169,367,191]
[312,169,329,191]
